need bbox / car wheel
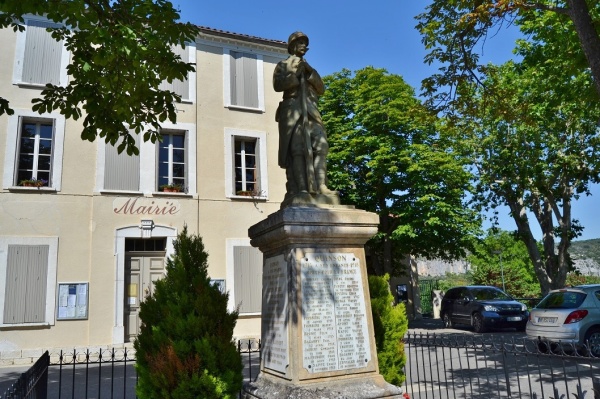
[442,313,453,328]
[472,313,487,333]
[584,328,600,357]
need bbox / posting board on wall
[57,282,88,320]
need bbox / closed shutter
[104,134,140,191]
[159,45,189,100]
[230,51,258,108]
[22,20,62,85]
[4,245,49,324]
[233,246,263,313]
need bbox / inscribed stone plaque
[301,253,371,373]
[262,255,289,373]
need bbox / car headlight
[521,304,527,312]
[484,305,499,312]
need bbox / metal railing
[7,335,599,399]
[1,351,49,399]
[404,332,600,399]
[1,341,261,399]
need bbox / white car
[526,284,600,356]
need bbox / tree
[369,274,408,386]
[135,227,242,398]
[468,230,540,298]
[0,0,199,155]
[445,56,600,294]
[416,0,600,104]
[320,67,482,275]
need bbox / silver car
[526,284,600,356]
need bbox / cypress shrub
[369,274,408,386]
[135,227,243,398]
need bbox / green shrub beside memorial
[135,227,242,398]
[369,274,408,386]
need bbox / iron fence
[1,350,49,399]
[5,335,600,399]
[404,332,600,399]
[1,341,261,399]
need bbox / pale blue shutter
[4,245,49,324]
[230,51,258,108]
[104,135,140,191]
[159,46,189,100]
[233,246,263,313]
[22,20,62,85]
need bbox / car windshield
[536,291,586,309]
[470,288,511,301]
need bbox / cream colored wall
[0,27,288,353]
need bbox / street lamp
[492,250,506,293]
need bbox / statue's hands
[293,59,313,77]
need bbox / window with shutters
[224,128,268,199]
[2,110,65,191]
[13,18,69,87]
[224,49,264,111]
[158,44,196,102]
[233,245,263,314]
[96,123,196,195]
[0,237,58,327]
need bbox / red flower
[403,394,410,399]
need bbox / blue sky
[174,1,599,241]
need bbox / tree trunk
[566,0,600,98]
[505,197,553,295]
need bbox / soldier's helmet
[287,31,309,54]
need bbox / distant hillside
[570,238,600,275]
[417,238,600,277]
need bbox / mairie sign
[113,197,180,216]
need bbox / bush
[135,227,242,398]
[369,274,408,386]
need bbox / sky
[173,0,599,241]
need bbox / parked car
[526,284,600,356]
[441,286,529,333]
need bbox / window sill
[230,195,267,201]
[100,190,143,196]
[226,105,265,113]
[8,186,57,193]
[1,322,52,329]
[14,81,51,89]
[153,192,194,197]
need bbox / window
[224,49,264,111]
[15,120,53,187]
[103,135,141,191]
[233,245,262,314]
[158,44,196,102]
[3,110,65,190]
[224,128,268,198]
[95,123,196,195]
[0,237,58,327]
[157,131,186,191]
[235,139,257,195]
[13,18,69,86]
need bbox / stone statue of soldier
[273,31,337,205]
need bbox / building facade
[0,18,289,361]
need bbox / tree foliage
[369,274,408,386]
[0,0,199,155]
[468,230,541,298]
[418,3,600,294]
[321,67,482,274]
[135,227,242,398]
[416,0,600,106]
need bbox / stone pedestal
[244,206,403,399]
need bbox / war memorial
[243,32,403,399]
